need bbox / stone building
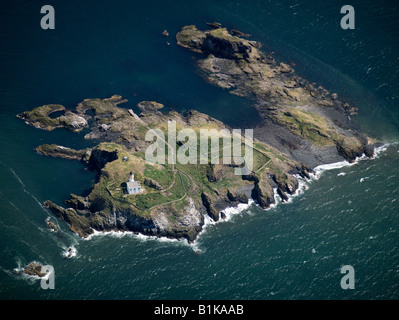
[126,172,141,194]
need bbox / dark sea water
[0,0,398,300]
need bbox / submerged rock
[63,246,77,259]
[46,219,59,232]
[230,29,251,38]
[206,22,223,29]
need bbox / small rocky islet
[18,24,376,243]
[22,262,47,278]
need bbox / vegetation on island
[18,23,375,242]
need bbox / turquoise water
[0,0,398,299]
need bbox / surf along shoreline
[78,143,391,247]
[18,23,380,244]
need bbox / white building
[127,172,141,194]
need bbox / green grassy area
[18,104,66,128]
[210,173,243,191]
[171,197,191,214]
[97,142,121,152]
[80,99,125,118]
[92,164,188,213]
[209,28,243,43]
[144,164,175,189]
[281,109,334,146]
[89,130,276,215]
[253,141,286,162]
[239,142,270,172]
[177,164,211,194]
[134,172,188,210]
[133,123,151,140]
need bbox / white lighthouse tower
[126,171,141,194]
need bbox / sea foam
[80,143,393,246]
[84,228,191,246]
[83,199,256,247]
[288,143,393,201]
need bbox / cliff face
[88,148,118,171]
[18,24,376,242]
[42,143,206,242]
[22,94,311,242]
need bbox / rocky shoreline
[176,24,375,168]
[22,262,47,278]
[17,24,376,243]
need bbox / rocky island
[23,262,47,278]
[18,24,376,243]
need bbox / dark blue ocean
[0,0,398,300]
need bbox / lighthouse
[126,171,141,194]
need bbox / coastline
[17,24,379,244]
[1,0,398,301]
[79,142,392,246]
[198,142,393,244]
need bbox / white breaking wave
[287,143,393,202]
[71,143,394,246]
[206,199,255,228]
[10,259,51,284]
[373,144,390,158]
[312,143,392,178]
[62,246,78,258]
[221,199,255,220]
[83,200,256,247]
[268,188,282,209]
[84,229,190,246]
[359,177,369,183]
